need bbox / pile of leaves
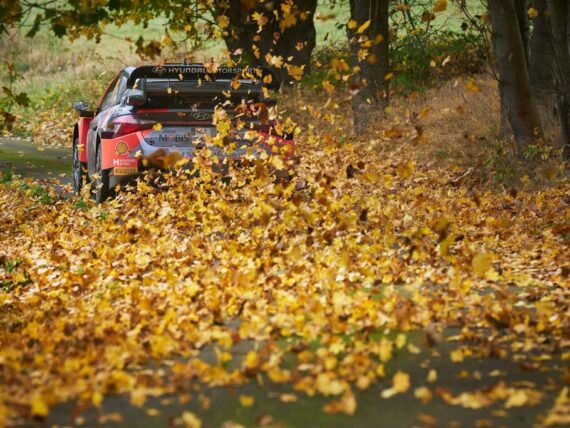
[0,132,569,426]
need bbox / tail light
[108,114,155,138]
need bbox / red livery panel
[76,117,92,163]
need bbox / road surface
[0,138,72,184]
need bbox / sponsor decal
[114,167,138,176]
[115,141,130,155]
[113,158,138,167]
[150,65,261,76]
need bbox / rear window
[144,94,222,109]
[141,79,261,109]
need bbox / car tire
[94,143,112,203]
[72,138,88,193]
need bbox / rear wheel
[72,138,88,193]
[93,143,111,203]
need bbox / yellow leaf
[280,393,298,403]
[450,348,464,362]
[465,79,481,93]
[472,253,493,276]
[347,19,357,30]
[357,19,371,34]
[392,371,411,393]
[396,161,415,178]
[217,15,230,29]
[131,388,147,407]
[239,395,255,407]
[376,364,386,378]
[263,74,273,85]
[527,7,539,18]
[286,64,305,81]
[182,411,202,428]
[414,387,433,404]
[92,390,103,408]
[381,371,410,398]
[434,0,447,13]
[265,53,284,68]
[244,350,260,369]
[31,394,49,417]
[322,80,335,94]
[271,156,285,170]
[316,372,345,396]
[505,390,529,408]
[279,9,297,31]
[395,334,406,349]
[323,390,356,415]
[160,33,173,47]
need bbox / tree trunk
[274,0,318,81]
[529,0,555,110]
[498,0,530,138]
[347,0,390,133]
[498,84,510,138]
[489,0,543,157]
[547,0,570,159]
[515,0,530,63]
[222,0,275,67]
[219,0,317,84]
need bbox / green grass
[18,181,53,204]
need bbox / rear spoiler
[127,65,278,89]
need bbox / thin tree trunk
[498,84,510,138]
[347,0,390,133]
[529,0,555,110]
[369,0,390,105]
[489,0,543,157]
[547,0,570,158]
[515,0,530,63]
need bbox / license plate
[145,127,216,145]
[114,166,138,176]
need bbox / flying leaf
[357,19,371,34]
[472,253,493,276]
[434,0,448,13]
[381,371,411,398]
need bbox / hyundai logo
[152,66,167,75]
[191,112,212,121]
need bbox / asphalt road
[0,138,72,184]
[16,331,568,428]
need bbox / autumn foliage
[1,136,569,425]
[1,1,570,426]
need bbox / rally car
[72,64,297,202]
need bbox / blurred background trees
[1,0,569,163]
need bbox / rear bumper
[102,130,298,188]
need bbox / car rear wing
[144,80,264,99]
[127,64,278,89]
